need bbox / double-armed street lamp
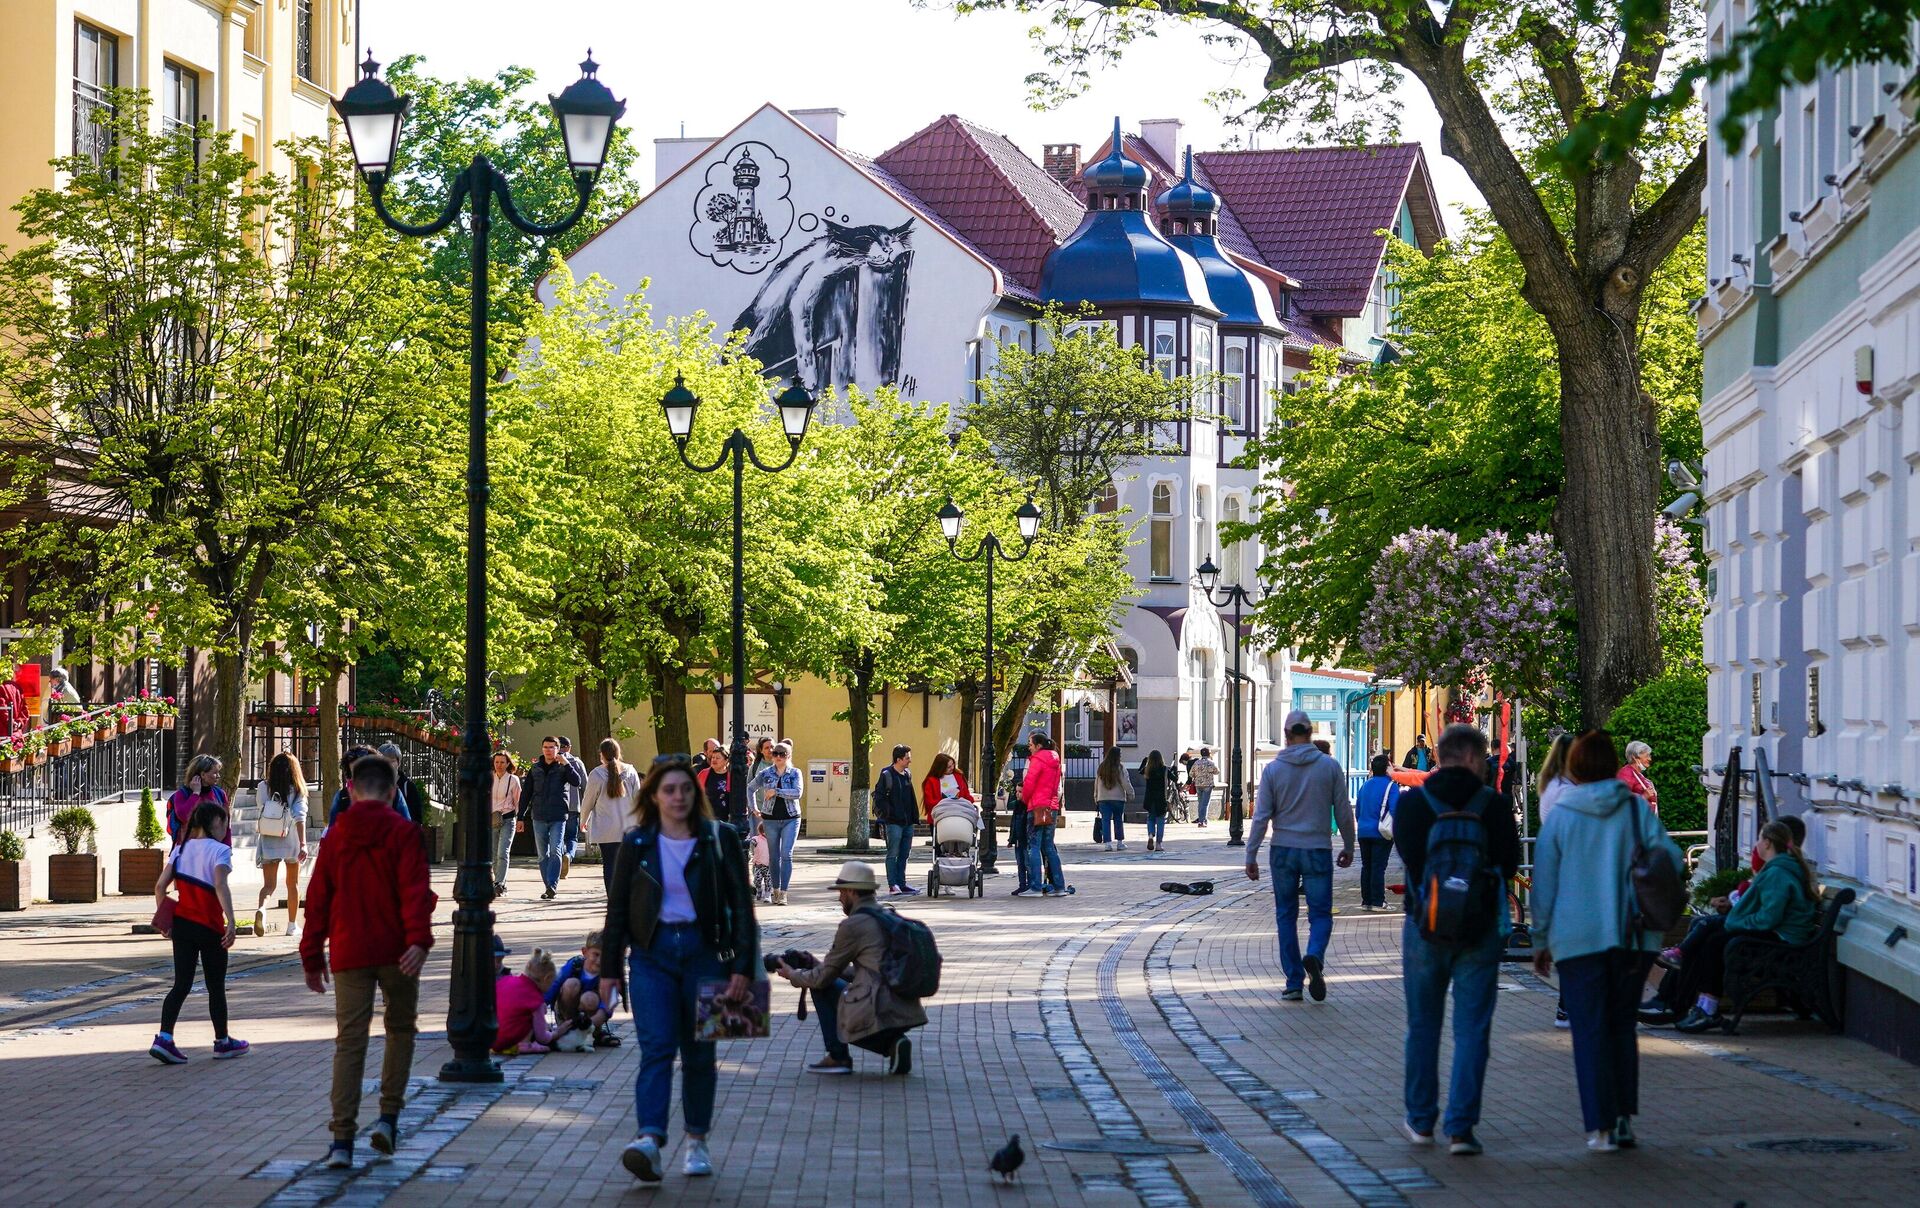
[938,495,1042,873]
[1195,555,1259,847]
[333,50,625,1084]
[661,375,817,826]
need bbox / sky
[361,0,1483,228]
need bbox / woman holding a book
[599,757,759,1185]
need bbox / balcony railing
[0,703,169,837]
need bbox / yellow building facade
[0,0,357,248]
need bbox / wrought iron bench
[1722,887,1855,1035]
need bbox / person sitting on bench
[1669,821,1820,1033]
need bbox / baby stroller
[927,797,985,899]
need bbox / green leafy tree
[1231,215,1704,690]
[955,0,1708,724]
[0,96,462,786]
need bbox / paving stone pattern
[0,823,1916,1207]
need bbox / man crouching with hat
[775,860,927,1076]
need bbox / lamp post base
[438,1055,504,1084]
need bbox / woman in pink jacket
[1018,733,1072,896]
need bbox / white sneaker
[683,1137,713,1177]
[622,1136,663,1182]
[1102,841,1114,851]
[1586,1130,1618,1153]
[1115,842,1126,851]
[286,922,301,939]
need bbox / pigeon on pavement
[989,1133,1024,1182]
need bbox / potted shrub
[119,787,167,895]
[0,830,28,911]
[47,806,101,903]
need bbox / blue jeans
[628,923,723,1139]
[531,818,568,890]
[1267,846,1333,989]
[810,976,909,1063]
[1025,822,1064,892]
[1402,915,1503,1137]
[1097,802,1125,842]
[600,841,621,892]
[1197,787,1213,823]
[490,817,516,887]
[762,816,797,891]
[1359,837,1394,908]
[564,811,581,857]
[1558,948,1653,1132]
[1145,813,1166,843]
[885,823,914,890]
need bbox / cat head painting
[825,218,914,267]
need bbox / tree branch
[1607,0,1674,112]
[1626,142,1707,280]
[1517,13,1591,127]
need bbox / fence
[0,706,169,837]
[244,704,457,811]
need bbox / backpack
[860,904,941,999]
[257,791,290,839]
[1413,789,1502,948]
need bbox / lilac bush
[1359,527,1574,698]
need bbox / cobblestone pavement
[2,820,1918,1207]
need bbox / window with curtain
[1149,482,1174,580]
[73,21,118,169]
[162,62,199,139]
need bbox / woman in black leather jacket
[599,757,759,1184]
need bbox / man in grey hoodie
[1246,710,1355,1001]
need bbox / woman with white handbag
[1354,752,1399,912]
[252,751,310,938]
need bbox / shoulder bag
[1627,797,1686,934]
[1377,783,1398,843]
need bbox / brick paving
[0,819,1916,1206]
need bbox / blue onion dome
[1157,148,1218,223]
[1082,117,1149,198]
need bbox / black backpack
[859,904,941,999]
[1412,788,1502,948]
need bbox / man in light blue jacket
[1246,710,1354,1002]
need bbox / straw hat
[830,860,880,891]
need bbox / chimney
[1138,118,1183,169]
[1043,143,1081,185]
[654,136,715,187]
[792,107,846,147]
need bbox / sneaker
[683,1137,713,1177]
[807,1057,853,1075]
[369,1116,397,1155]
[286,921,301,940]
[1613,1116,1637,1148]
[212,1036,250,1059]
[1303,954,1327,1002]
[1657,946,1683,970]
[1554,1008,1571,1029]
[1011,887,1032,897]
[560,853,571,879]
[901,885,922,895]
[324,1142,353,1170]
[1115,842,1127,851]
[1448,1132,1483,1156]
[494,881,507,897]
[1637,1004,1679,1026]
[541,887,557,900]
[251,908,266,935]
[1586,1130,1618,1153]
[622,1136,663,1182]
[1280,988,1304,1002]
[1673,1007,1724,1034]
[887,1036,914,1076]
[149,1034,188,1065]
[1399,1120,1435,1146]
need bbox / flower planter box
[0,757,21,774]
[0,860,28,911]
[118,848,166,896]
[49,739,71,758]
[117,717,136,734]
[74,732,94,750]
[26,750,47,767]
[138,714,158,730]
[48,853,102,903]
[94,726,116,743]
[161,715,176,730]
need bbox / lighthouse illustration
[692,140,793,273]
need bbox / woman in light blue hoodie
[1531,731,1682,1154]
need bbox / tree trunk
[645,661,691,762]
[208,648,249,792]
[956,677,979,781]
[1550,311,1662,725]
[318,662,342,815]
[844,672,873,851]
[573,675,612,750]
[993,667,1045,779]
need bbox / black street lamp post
[661,375,817,827]
[939,496,1041,874]
[1196,556,1259,847]
[333,51,625,1084]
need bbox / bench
[1722,887,1855,1035]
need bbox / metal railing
[244,704,454,814]
[0,711,168,837]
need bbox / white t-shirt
[659,835,699,923]
[1539,775,1572,820]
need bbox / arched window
[1150,482,1174,580]
[1221,495,1243,587]
[1222,345,1246,429]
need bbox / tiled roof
[873,115,1082,294]
[845,150,1039,302]
[1195,144,1442,318]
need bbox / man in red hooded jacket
[301,755,436,1170]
